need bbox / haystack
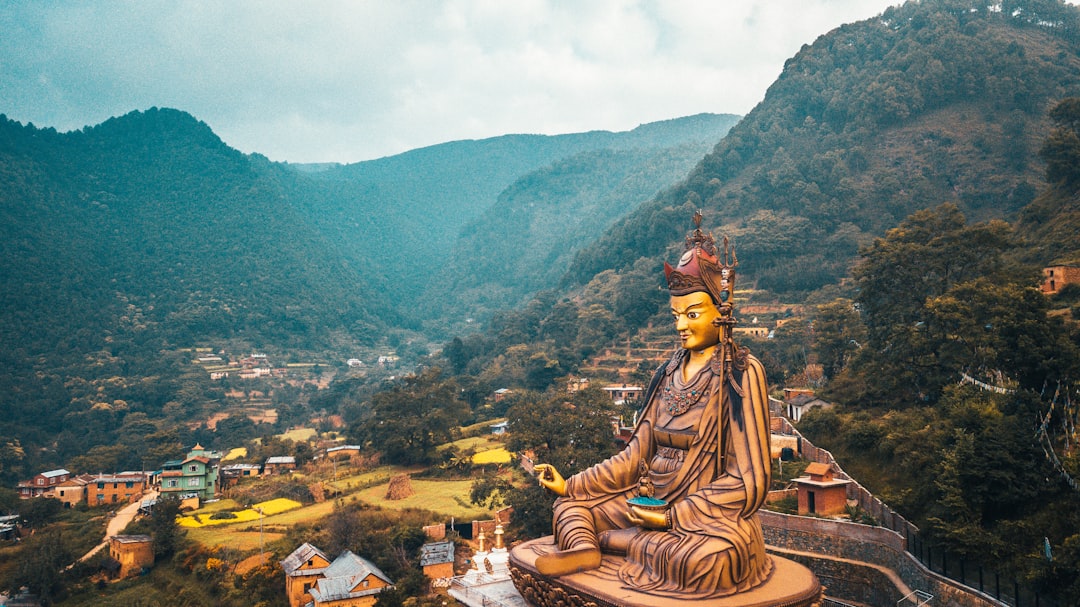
[385,473,414,500]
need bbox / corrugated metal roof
[279,543,329,576]
[308,550,393,602]
[420,541,455,566]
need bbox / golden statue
[531,212,773,597]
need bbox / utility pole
[257,507,265,564]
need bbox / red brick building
[88,473,147,507]
[17,469,70,499]
[795,462,852,517]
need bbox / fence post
[979,565,984,592]
[995,573,1000,600]
[1015,580,1020,607]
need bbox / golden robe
[550,348,773,597]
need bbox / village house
[783,390,833,423]
[601,383,643,405]
[54,473,96,507]
[1041,265,1080,294]
[566,377,590,394]
[239,367,272,379]
[282,543,394,607]
[420,540,455,583]
[87,472,147,507]
[105,534,154,579]
[794,462,852,517]
[282,543,332,607]
[0,515,19,541]
[220,463,261,489]
[308,551,394,606]
[734,326,770,338]
[158,444,219,501]
[492,388,512,402]
[17,468,70,499]
[240,352,269,367]
[325,445,362,460]
[264,455,297,476]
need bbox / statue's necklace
[661,365,712,416]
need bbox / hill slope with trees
[567,0,1080,296]
[0,108,737,483]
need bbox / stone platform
[509,537,822,607]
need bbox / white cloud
[1,1,916,162]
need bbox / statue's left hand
[627,506,670,530]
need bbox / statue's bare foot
[535,547,601,576]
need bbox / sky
[0,1,910,164]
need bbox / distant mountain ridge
[566,0,1080,296]
[281,113,739,322]
[0,107,739,468]
[0,108,738,357]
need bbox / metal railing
[898,590,933,606]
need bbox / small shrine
[794,462,852,517]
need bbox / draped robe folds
[550,348,773,597]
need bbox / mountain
[0,108,386,352]
[566,0,1080,296]
[283,113,738,325]
[423,119,739,330]
[0,107,738,474]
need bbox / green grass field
[277,427,317,442]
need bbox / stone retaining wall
[761,511,1007,607]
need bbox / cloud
[1,0,906,163]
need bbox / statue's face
[670,291,721,352]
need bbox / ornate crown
[663,210,737,312]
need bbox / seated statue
[533,212,773,598]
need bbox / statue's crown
[663,210,737,311]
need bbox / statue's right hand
[534,464,567,496]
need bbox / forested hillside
[425,137,736,329]
[285,112,737,329]
[0,108,734,481]
[568,0,1080,295]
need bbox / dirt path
[74,489,159,565]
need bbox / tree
[17,497,62,528]
[149,495,183,558]
[358,368,469,466]
[1039,99,1080,187]
[925,278,1079,390]
[848,203,1019,406]
[811,298,866,382]
[13,528,71,605]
